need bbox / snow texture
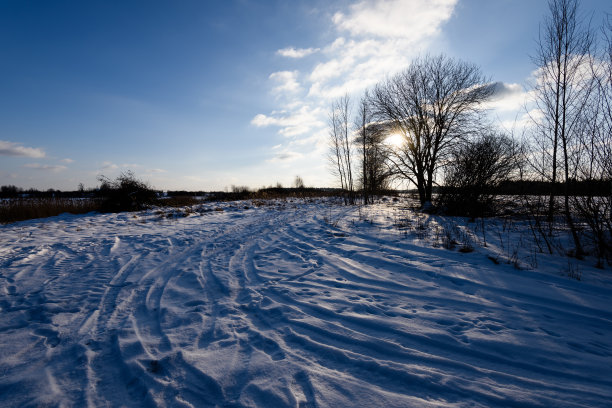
[1,198,611,407]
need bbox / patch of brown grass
[161,196,201,207]
[0,198,100,224]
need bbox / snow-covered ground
[1,198,611,407]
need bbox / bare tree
[354,94,391,204]
[357,96,370,205]
[369,54,492,208]
[293,175,305,189]
[329,106,346,192]
[571,14,612,265]
[601,15,612,220]
[328,94,355,204]
[531,0,593,256]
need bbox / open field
[1,198,611,407]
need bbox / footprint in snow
[34,327,60,348]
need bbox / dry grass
[0,198,100,224]
[162,196,201,207]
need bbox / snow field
[0,198,611,407]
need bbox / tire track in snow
[240,205,612,407]
[82,219,234,407]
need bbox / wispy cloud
[269,71,301,94]
[60,158,74,163]
[251,105,325,137]
[146,168,167,174]
[0,140,46,158]
[277,47,319,58]
[266,151,303,163]
[101,161,119,170]
[484,82,531,112]
[24,163,67,172]
[102,162,141,169]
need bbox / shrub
[439,133,519,217]
[96,171,158,212]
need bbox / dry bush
[96,171,158,212]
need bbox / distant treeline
[493,179,612,196]
[173,187,341,201]
[434,179,612,197]
[0,185,90,199]
[2,181,609,200]
[0,185,341,200]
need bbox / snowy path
[1,200,611,407]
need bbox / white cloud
[269,71,301,94]
[529,53,597,90]
[318,0,459,95]
[498,108,544,133]
[24,163,67,172]
[251,114,277,127]
[333,0,456,39]
[251,105,325,137]
[0,140,46,158]
[277,47,319,58]
[309,58,346,83]
[60,158,74,163]
[308,0,460,100]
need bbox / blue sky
[1,0,609,191]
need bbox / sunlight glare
[385,133,404,148]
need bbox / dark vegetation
[203,187,340,201]
[438,133,520,217]
[96,172,158,212]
